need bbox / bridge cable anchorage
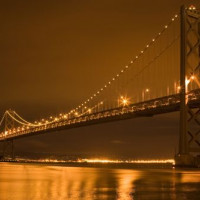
[67,13,179,117]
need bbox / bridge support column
[3,140,15,160]
[1,110,16,160]
[175,6,200,167]
[175,107,200,167]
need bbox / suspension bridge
[0,5,200,167]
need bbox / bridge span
[0,6,200,167]
[1,89,200,142]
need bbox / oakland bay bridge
[0,6,200,167]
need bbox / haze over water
[0,163,200,200]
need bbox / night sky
[1,0,200,159]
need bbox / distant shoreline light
[78,158,175,164]
[10,158,175,165]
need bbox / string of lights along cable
[1,5,200,140]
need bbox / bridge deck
[1,89,200,141]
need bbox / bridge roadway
[1,89,200,142]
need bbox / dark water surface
[0,163,200,200]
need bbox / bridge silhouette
[0,6,200,167]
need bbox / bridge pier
[2,140,15,160]
[175,154,200,168]
[175,6,200,168]
[0,110,16,160]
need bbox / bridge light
[185,78,190,86]
[100,101,103,104]
[189,5,196,10]
[145,88,150,93]
[122,99,128,106]
[120,96,129,106]
[88,109,91,113]
[75,112,78,116]
[190,75,195,80]
[165,25,168,29]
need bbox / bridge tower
[2,110,15,160]
[175,5,200,167]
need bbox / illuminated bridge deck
[1,89,200,141]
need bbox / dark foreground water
[0,163,200,200]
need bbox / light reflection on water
[0,163,200,200]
